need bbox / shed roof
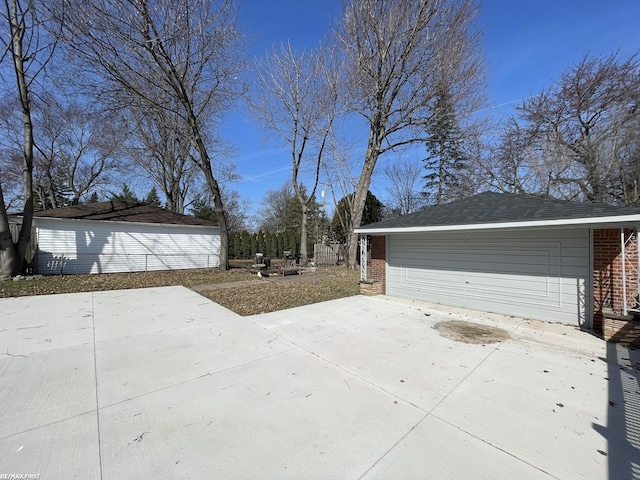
[32,201,217,227]
[355,192,640,234]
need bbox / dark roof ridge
[357,192,640,231]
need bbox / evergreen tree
[34,180,73,210]
[277,232,284,258]
[422,82,468,205]
[87,192,99,203]
[256,230,266,254]
[144,187,162,206]
[240,231,251,259]
[266,232,276,258]
[331,191,384,243]
[191,197,216,222]
[250,234,258,259]
[110,184,140,203]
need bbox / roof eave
[355,214,640,234]
[31,216,219,230]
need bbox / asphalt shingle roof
[358,192,640,231]
[33,201,217,227]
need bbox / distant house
[356,192,640,331]
[19,201,220,275]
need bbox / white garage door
[387,229,590,325]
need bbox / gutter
[355,214,640,234]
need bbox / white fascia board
[33,216,220,232]
[354,214,640,234]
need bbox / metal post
[360,235,367,282]
[637,226,640,312]
[621,228,627,315]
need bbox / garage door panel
[387,229,589,325]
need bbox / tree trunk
[0,0,36,278]
[199,159,229,271]
[347,142,379,268]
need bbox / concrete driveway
[1,287,638,479]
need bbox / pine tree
[331,191,384,243]
[422,82,468,205]
[111,184,139,203]
[144,187,162,206]
[256,230,266,254]
[240,231,251,259]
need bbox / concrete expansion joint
[300,344,429,416]
[429,414,561,480]
[90,292,104,480]
[422,343,503,424]
[96,345,301,411]
[0,408,98,442]
[357,412,431,480]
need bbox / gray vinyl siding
[35,218,220,275]
[387,229,590,326]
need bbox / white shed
[30,201,220,275]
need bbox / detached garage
[356,192,640,330]
[27,200,220,275]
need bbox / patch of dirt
[434,320,511,344]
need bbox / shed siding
[36,219,220,274]
[387,229,590,326]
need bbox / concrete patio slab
[95,320,294,406]
[361,415,552,480]
[250,295,411,345]
[0,293,94,356]
[305,312,501,412]
[92,287,239,340]
[0,343,96,438]
[0,412,100,479]
[430,343,610,480]
[98,348,425,479]
[1,287,638,480]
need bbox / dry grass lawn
[200,269,360,315]
[0,264,361,316]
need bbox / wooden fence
[313,242,344,266]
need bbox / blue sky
[223,0,640,218]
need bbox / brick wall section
[593,228,638,331]
[370,235,386,294]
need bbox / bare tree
[33,100,126,207]
[257,182,295,234]
[476,119,538,195]
[253,42,339,264]
[59,0,246,269]
[499,53,640,205]
[0,0,58,279]
[336,0,484,267]
[125,104,197,213]
[383,156,424,217]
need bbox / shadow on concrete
[594,341,640,479]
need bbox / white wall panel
[35,218,220,274]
